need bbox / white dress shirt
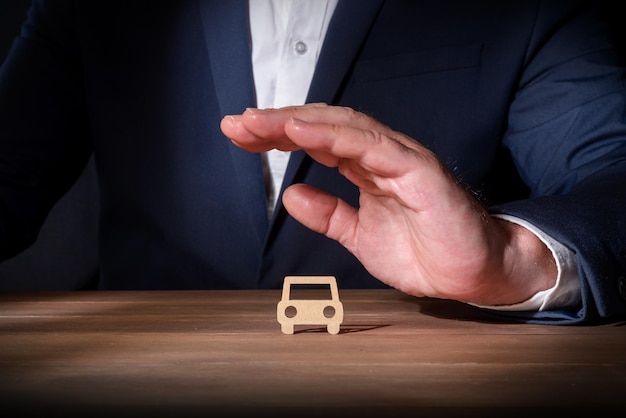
[249,0,337,215]
[248,0,581,312]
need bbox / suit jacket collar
[308,0,385,104]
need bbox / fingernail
[288,118,309,130]
[245,107,268,114]
[221,115,236,126]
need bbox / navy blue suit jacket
[1,0,626,324]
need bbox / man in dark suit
[1,0,625,324]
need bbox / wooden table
[1,289,625,417]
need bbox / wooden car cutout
[277,276,344,334]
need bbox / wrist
[468,218,557,307]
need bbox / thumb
[282,184,358,251]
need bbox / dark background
[0,0,99,290]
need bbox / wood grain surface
[1,290,624,417]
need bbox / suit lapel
[198,0,269,241]
[307,0,385,104]
[278,0,385,208]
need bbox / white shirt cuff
[473,214,581,312]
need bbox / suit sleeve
[0,0,92,260]
[491,0,626,323]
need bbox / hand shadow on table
[405,296,502,323]
[406,295,626,326]
[292,294,626,331]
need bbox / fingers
[221,103,399,152]
[285,118,419,176]
[287,117,451,203]
[224,105,431,177]
[221,103,330,151]
[221,104,445,200]
[241,103,388,136]
[282,184,358,253]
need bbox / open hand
[221,104,556,306]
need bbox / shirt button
[294,40,308,55]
